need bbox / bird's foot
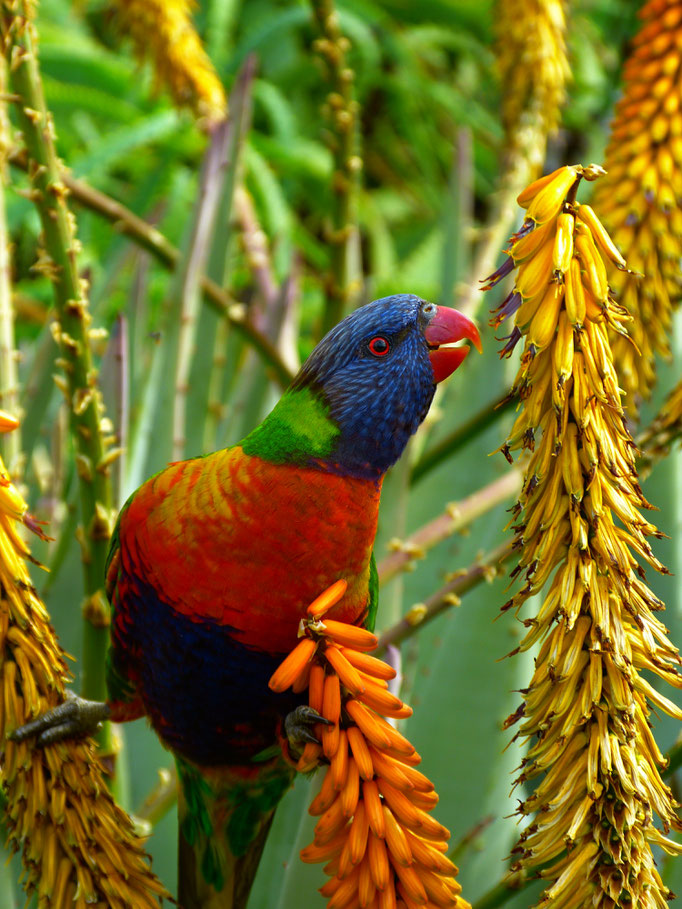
[284,705,332,758]
[10,690,111,746]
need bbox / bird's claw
[10,690,111,746]
[284,704,333,749]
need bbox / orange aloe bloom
[269,582,468,909]
[0,415,167,907]
[484,166,682,909]
[591,0,682,402]
[113,0,226,125]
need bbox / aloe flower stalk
[484,164,682,909]
[590,0,682,402]
[113,0,227,125]
[0,415,167,907]
[269,580,469,909]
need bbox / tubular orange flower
[268,584,469,909]
[308,578,349,618]
[485,164,682,909]
[0,424,167,907]
[268,637,318,692]
[590,0,682,402]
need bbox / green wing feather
[365,551,379,632]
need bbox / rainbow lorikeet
[16,294,481,909]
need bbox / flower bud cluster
[269,581,467,909]
[485,166,682,909]
[0,414,167,908]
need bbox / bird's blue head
[242,294,481,480]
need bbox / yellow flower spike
[517,170,560,208]
[112,0,226,126]
[0,438,167,905]
[497,0,568,183]
[485,163,682,909]
[575,223,609,303]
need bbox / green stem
[8,152,294,387]
[310,0,361,334]
[378,469,522,585]
[0,58,19,475]
[135,764,178,828]
[2,12,113,738]
[410,393,515,485]
[375,540,513,654]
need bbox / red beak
[424,306,482,383]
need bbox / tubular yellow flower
[485,164,682,909]
[590,0,682,402]
[113,0,226,125]
[0,428,167,906]
[496,0,569,177]
[269,586,468,909]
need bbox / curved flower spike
[269,583,469,909]
[484,164,682,909]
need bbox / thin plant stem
[310,0,362,334]
[235,183,280,318]
[171,115,234,460]
[378,469,522,585]
[443,128,473,308]
[135,764,179,828]
[0,58,19,474]
[112,314,128,508]
[458,154,533,321]
[1,12,115,729]
[410,393,515,485]
[375,540,513,655]
[8,151,294,387]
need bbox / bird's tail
[175,756,294,909]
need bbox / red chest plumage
[118,447,382,654]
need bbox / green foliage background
[2,0,681,906]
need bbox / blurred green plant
[1,0,682,907]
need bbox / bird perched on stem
[14,294,481,909]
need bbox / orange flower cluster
[591,0,682,402]
[269,581,467,909]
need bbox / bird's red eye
[368,336,390,357]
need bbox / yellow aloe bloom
[269,582,469,909]
[0,418,168,907]
[485,166,682,908]
[113,0,226,125]
[496,0,569,177]
[590,0,682,402]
